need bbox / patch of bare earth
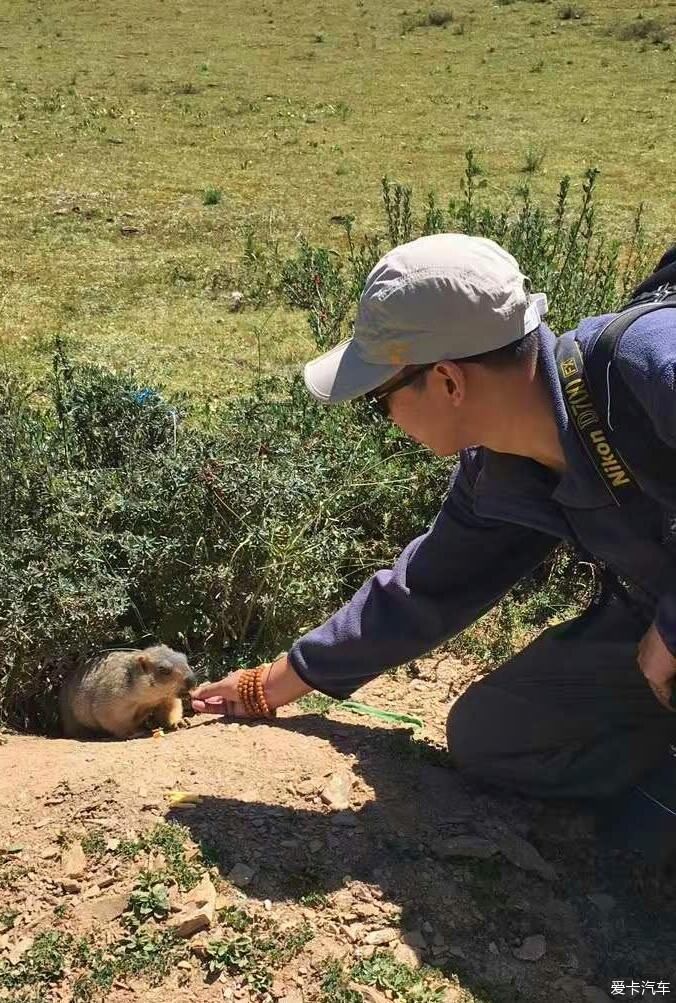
[1,652,675,1002]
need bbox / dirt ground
[1,653,675,1003]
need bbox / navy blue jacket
[289,312,676,699]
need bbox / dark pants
[447,599,676,800]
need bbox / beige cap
[304,233,547,403]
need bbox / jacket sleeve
[615,312,676,655]
[288,450,559,699]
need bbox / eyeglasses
[365,365,432,418]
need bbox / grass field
[0,0,674,395]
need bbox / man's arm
[288,450,559,699]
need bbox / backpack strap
[584,291,676,494]
[555,288,676,505]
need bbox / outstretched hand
[190,655,313,718]
[191,670,248,717]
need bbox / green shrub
[202,186,223,205]
[276,151,652,350]
[613,17,669,45]
[558,4,584,20]
[0,344,447,731]
[402,9,454,33]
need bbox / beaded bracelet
[236,664,276,718]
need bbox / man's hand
[191,655,313,717]
[638,622,676,711]
[191,669,248,716]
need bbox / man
[193,234,676,859]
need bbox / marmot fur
[59,645,196,739]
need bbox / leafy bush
[0,343,446,732]
[558,5,585,21]
[613,17,670,45]
[277,151,652,351]
[401,9,454,33]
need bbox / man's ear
[434,360,465,403]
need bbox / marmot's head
[135,645,197,696]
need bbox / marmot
[59,645,197,739]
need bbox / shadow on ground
[172,714,676,1002]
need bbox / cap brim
[304,339,401,404]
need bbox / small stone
[513,934,546,962]
[497,831,557,882]
[344,923,365,943]
[365,927,397,946]
[309,839,323,853]
[488,941,499,955]
[357,944,377,960]
[185,873,217,911]
[354,902,380,919]
[97,875,116,890]
[7,937,34,965]
[40,847,60,861]
[167,905,213,938]
[33,817,55,830]
[61,879,82,894]
[321,771,354,811]
[280,993,303,1003]
[401,928,426,949]
[61,841,87,878]
[264,899,272,911]
[106,838,120,852]
[227,863,255,888]
[393,941,422,968]
[433,836,498,860]
[333,889,354,910]
[296,779,317,797]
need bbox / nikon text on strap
[556,289,676,506]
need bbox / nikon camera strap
[555,289,676,506]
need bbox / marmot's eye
[158,666,173,678]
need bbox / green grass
[0,0,674,396]
[297,692,337,715]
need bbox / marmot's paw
[169,717,191,731]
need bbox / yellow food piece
[165,790,202,806]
